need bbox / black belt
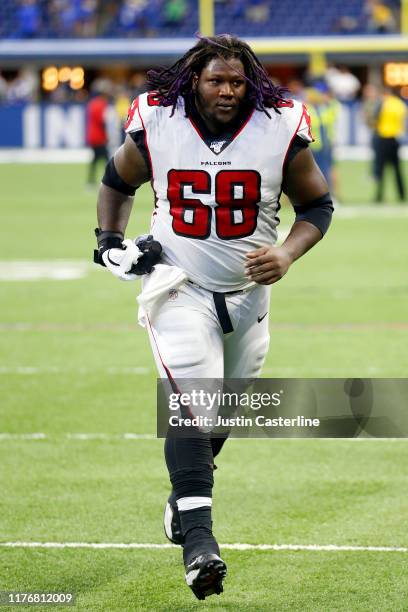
[186,280,246,334]
[213,292,234,334]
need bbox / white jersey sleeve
[297,103,314,143]
[279,99,314,146]
[124,91,162,135]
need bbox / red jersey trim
[281,104,312,176]
[124,97,139,131]
[146,315,195,421]
[146,313,176,385]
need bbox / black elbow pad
[293,192,334,236]
[102,158,138,196]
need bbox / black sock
[180,507,220,565]
[164,430,219,565]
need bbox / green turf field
[0,161,407,610]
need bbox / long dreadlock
[146,34,288,118]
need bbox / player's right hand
[94,228,163,280]
[101,238,143,281]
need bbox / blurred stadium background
[1,1,407,610]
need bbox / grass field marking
[0,261,93,281]
[0,433,47,440]
[2,322,408,333]
[0,542,406,553]
[335,206,408,218]
[261,366,385,376]
[0,366,150,375]
[0,433,157,441]
[0,365,389,376]
[67,433,156,440]
[0,149,91,163]
[0,434,406,442]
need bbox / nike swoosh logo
[257,313,268,323]
[107,252,120,267]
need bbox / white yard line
[0,541,406,552]
[0,261,94,281]
[0,433,47,440]
[67,433,156,440]
[0,433,405,442]
[0,433,157,441]
[0,365,401,376]
[0,149,91,163]
[0,366,150,375]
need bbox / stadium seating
[0,0,400,39]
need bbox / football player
[94,34,333,600]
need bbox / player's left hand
[244,246,293,285]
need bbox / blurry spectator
[49,0,80,36]
[97,0,120,36]
[287,78,306,102]
[304,84,340,198]
[362,83,381,131]
[48,83,73,103]
[362,83,382,181]
[317,82,341,198]
[304,87,332,189]
[332,15,360,34]
[76,0,98,37]
[119,0,145,31]
[7,68,39,102]
[163,0,187,26]
[16,0,41,38]
[0,73,8,102]
[364,0,397,33]
[325,66,361,103]
[86,79,110,186]
[129,71,147,99]
[246,0,269,24]
[48,0,97,37]
[373,88,407,203]
[227,0,246,20]
[115,86,131,143]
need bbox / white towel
[137,264,187,326]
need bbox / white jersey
[125,92,312,292]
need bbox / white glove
[101,238,143,281]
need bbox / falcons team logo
[210,140,226,154]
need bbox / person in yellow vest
[317,83,340,199]
[304,85,340,197]
[304,88,326,174]
[374,87,407,203]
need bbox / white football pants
[145,280,271,381]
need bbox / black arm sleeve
[284,135,309,171]
[293,192,334,237]
[128,129,152,179]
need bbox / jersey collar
[188,99,254,156]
